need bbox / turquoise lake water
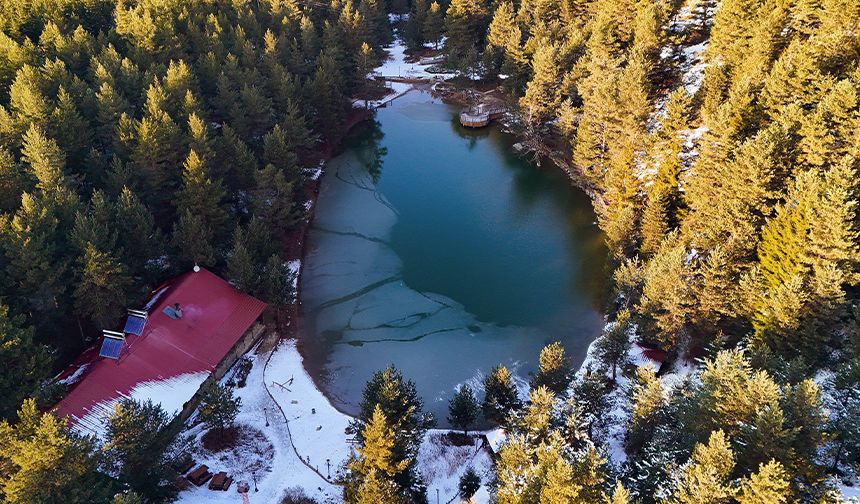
[299,90,608,424]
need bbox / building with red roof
[52,267,267,436]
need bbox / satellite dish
[193,264,201,273]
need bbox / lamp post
[263,407,269,427]
[252,471,258,492]
[326,459,331,479]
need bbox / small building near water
[51,267,267,436]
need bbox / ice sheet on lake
[301,135,599,424]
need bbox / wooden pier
[459,103,506,128]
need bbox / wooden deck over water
[459,103,506,128]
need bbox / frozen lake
[299,90,607,425]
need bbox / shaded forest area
[0,0,392,416]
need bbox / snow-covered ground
[419,431,494,504]
[373,38,453,80]
[176,338,496,503]
[176,347,341,504]
[265,340,353,480]
[841,484,860,503]
[353,37,455,109]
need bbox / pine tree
[520,386,556,442]
[71,191,117,256]
[424,2,444,49]
[444,0,491,73]
[486,1,527,86]
[176,148,229,240]
[8,65,51,134]
[263,124,300,178]
[636,234,690,350]
[737,460,791,504]
[448,384,480,435]
[595,309,632,381]
[668,430,735,504]
[404,0,429,49]
[112,492,143,504]
[573,53,623,186]
[345,405,410,504]
[198,382,241,434]
[171,209,215,268]
[572,369,613,442]
[73,243,131,329]
[607,481,633,504]
[540,456,582,503]
[20,124,74,204]
[310,49,347,140]
[227,227,257,294]
[103,399,178,502]
[519,43,562,126]
[131,95,184,207]
[232,85,274,140]
[355,366,433,498]
[95,82,130,148]
[459,468,481,501]
[640,186,671,257]
[0,147,28,212]
[0,400,110,504]
[626,366,665,456]
[532,342,571,394]
[218,125,257,193]
[495,434,537,503]
[259,254,297,306]
[48,88,91,167]
[253,164,302,237]
[114,186,163,279]
[482,364,522,425]
[351,468,404,504]
[0,305,51,419]
[4,193,69,317]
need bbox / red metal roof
[52,268,267,432]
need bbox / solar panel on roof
[123,313,147,336]
[99,337,124,360]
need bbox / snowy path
[264,340,354,481]
[175,344,341,504]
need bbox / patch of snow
[680,41,708,95]
[73,371,210,439]
[485,428,506,453]
[374,38,454,80]
[287,260,301,293]
[303,167,323,181]
[841,483,860,503]
[178,335,502,503]
[419,431,494,504]
[58,364,89,386]
[661,358,697,391]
